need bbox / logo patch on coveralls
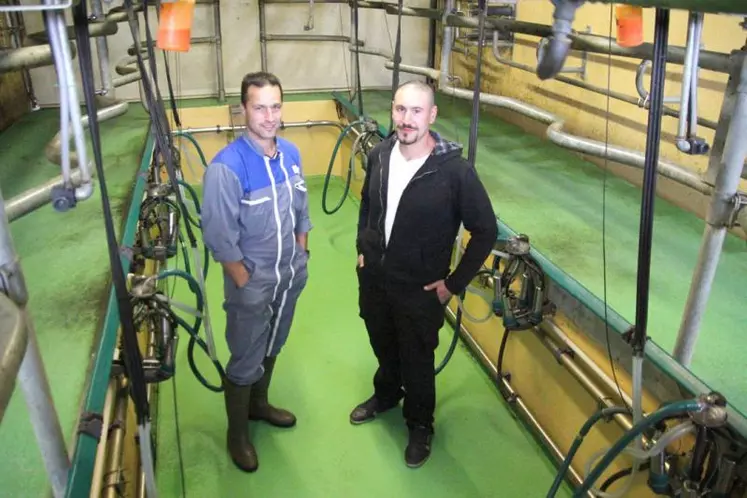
[292,164,300,175]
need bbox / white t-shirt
[385,141,430,245]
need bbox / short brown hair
[241,72,284,105]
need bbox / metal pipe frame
[492,43,717,130]
[45,0,94,202]
[0,188,70,498]
[0,289,26,425]
[388,60,720,198]
[259,0,268,71]
[429,6,747,398]
[88,377,116,498]
[356,1,735,74]
[171,119,346,136]
[265,34,365,43]
[3,2,40,109]
[90,0,113,98]
[673,52,747,367]
[212,0,225,102]
[3,4,144,224]
[101,374,129,498]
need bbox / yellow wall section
[171,100,349,185]
[442,3,745,233]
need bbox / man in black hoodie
[350,81,498,467]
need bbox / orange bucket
[157,0,196,52]
[615,5,644,48]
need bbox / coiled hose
[322,120,376,214]
[572,399,705,497]
[157,269,225,392]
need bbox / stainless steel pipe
[357,1,733,74]
[0,188,70,498]
[492,42,717,130]
[440,84,716,196]
[0,43,77,73]
[674,52,747,367]
[171,120,345,135]
[444,306,594,498]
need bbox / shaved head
[394,80,435,107]
[391,80,438,147]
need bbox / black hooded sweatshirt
[356,131,498,296]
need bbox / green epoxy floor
[0,104,150,498]
[354,90,746,417]
[1,87,745,496]
[155,177,570,497]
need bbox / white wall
[22,1,432,107]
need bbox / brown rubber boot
[223,378,259,472]
[248,356,297,428]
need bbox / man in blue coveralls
[201,72,311,473]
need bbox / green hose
[322,120,365,215]
[573,399,705,497]
[546,406,630,498]
[157,268,225,392]
[177,179,201,229]
[174,130,209,169]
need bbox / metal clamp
[728,193,747,228]
[77,412,104,441]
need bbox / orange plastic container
[156,0,196,52]
[615,5,644,48]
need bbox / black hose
[438,269,495,374]
[388,0,404,134]
[632,8,670,354]
[353,0,364,115]
[467,0,487,168]
[72,0,150,422]
[599,461,651,492]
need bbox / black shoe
[405,425,432,468]
[349,395,400,425]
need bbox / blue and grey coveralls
[202,134,312,386]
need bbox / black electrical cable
[142,0,175,156]
[632,8,670,354]
[388,0,404,134]
[426,0,437,86]
[353,0,363,115]
[163,52,182,128]
[466,0,487,168]
[154,0,182,128]
[71,0,149,421]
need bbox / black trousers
[357,266,445,432]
